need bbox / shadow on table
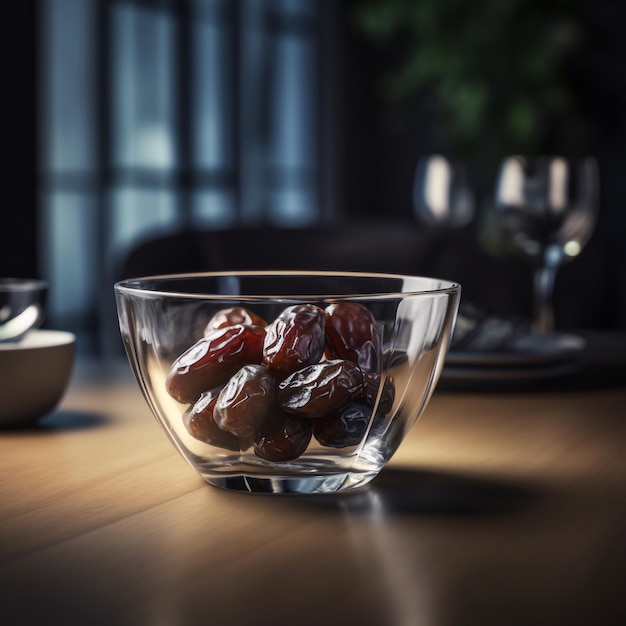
[0,409,112,434]
[284,467,542,518]
[369,467,540,515]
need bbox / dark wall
[0,0,39,278]
[580,0,626,240]
[338,0,626,232]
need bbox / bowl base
[204,470,379,494]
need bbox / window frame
[37,0,339,354]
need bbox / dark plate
[446,332,586,368]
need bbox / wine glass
[412,155,475,228]
[494,155,599,333]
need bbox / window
[39,0,331,354]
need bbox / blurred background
[2,0,626,356]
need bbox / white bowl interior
[0,278,48,342]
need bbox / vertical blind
[39,0,324,354]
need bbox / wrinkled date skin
[166,324,266,404]
[325,302,381,372]
[254,410,312,462]
[184,393,249,451]
[263,304,326,376]
[214,364,275,439]
[313,402,371,448]
[168,300,393,461]
[363,372,395,416]
[277,359,365,418]
[204,307,267,335]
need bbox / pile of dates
[165,303,394,462]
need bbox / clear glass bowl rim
[114,270,461,301]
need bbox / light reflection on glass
[413,155,474,228]
[549,158,568,213]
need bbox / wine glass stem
[533,263,558,333]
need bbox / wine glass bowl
[413,155,475,228]
[494,156,599,332]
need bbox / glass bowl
[114,271,461,494]
[0,278,48,343]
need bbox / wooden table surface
[1,357,625,626]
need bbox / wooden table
[1,357,625,626]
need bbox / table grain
[1,359,625,626]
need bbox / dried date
[325,302,381,372]
[204,307,267,334]
[184,393,249,451]
[277,359,365,418]
[312,402,371,448]
[254,410,312,462]
[263,304,326,376]
[214,364,275,439]
[166,324,266,404]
